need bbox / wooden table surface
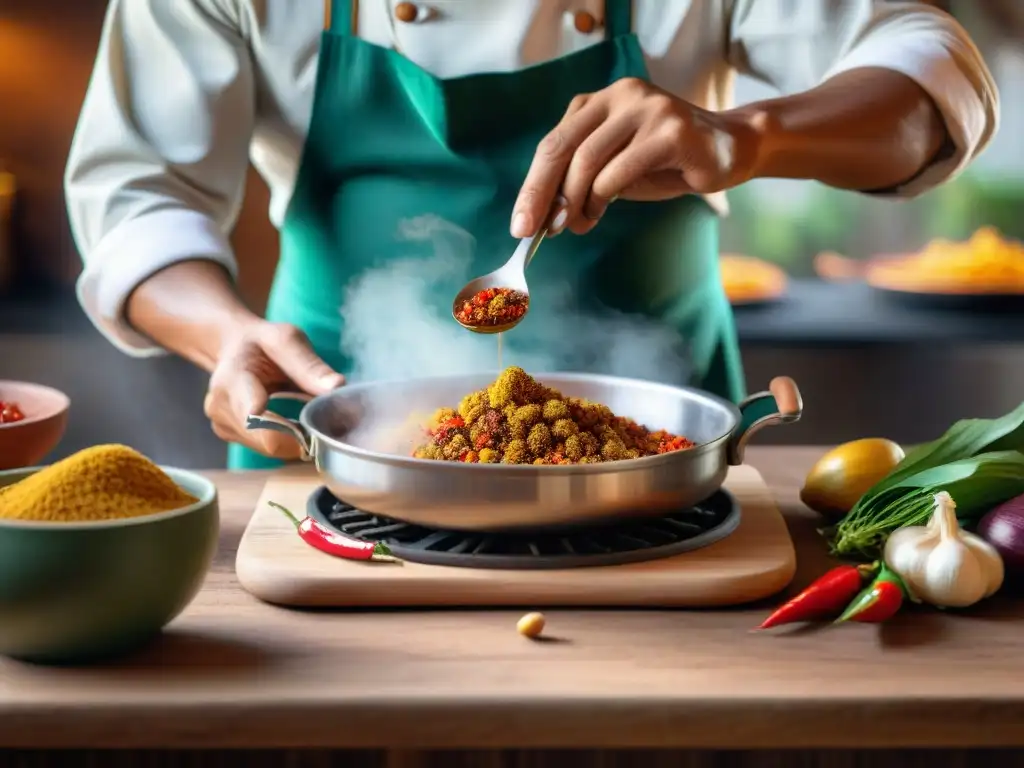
[2,446,1023,753]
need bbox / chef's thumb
[263,330,346,396]
[232,371,269,431]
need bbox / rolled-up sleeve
[65,0,254,356]
[728,0,999,198]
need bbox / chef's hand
[511,77,765,238]
[204,321,345,459]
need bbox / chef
[66,0,997,470]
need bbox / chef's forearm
[735,67,947,192]
[125,260,259,372]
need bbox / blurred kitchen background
[1,0,1022,467]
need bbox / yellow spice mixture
[0,444,197,522]
[412,367,693,465]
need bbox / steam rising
[339,214,692,386]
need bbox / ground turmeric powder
[0,444,197,522]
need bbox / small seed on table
[517,612,546,639]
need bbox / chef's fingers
[259,323,346,396]
[210,421,237,444]
[204,383,245,445]
[559,114,634,234]
[615,170,696,201]
[206,372,304,460]
[546,195,570,236]
[217,418,304,462]
[581,140,685,231]
[229,370,269,429]
[254,432,305,461]
[511,98,608,238]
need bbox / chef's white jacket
[64,0,999,356]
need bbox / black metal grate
[306,488,740,570]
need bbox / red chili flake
[455,287,529,327]
[657,435,694,454]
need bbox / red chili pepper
[835,563,906,624]
[269,502,400,563]
[756,562,878,630]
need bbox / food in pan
[412,367,694,465]
[455,287,529,327]
[866,227,1024,294]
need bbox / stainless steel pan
[246,373,802,531]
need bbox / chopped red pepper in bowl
[455,287,529,328]
[0,401,25,425]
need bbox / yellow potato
[800,438,905,520]
[516,612,546,639]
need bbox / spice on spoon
[455,287,529,328]
[269,501,401,563]
[755,562,878,630]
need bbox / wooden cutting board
[235,465,797,608]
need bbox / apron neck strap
[325,0,632,38]
[605,0,634,39]
[324,0,357,34]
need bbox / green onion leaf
[826,401,1024,558]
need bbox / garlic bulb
[884,491,1004,608]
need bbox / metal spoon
[451,228,547,334]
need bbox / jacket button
[394,2,420,23]
[573,10,600,34]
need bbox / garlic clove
[884,526,935,595]
[922,539,987,608]
[962,531,1005,598]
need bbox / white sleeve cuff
[824,21,997,199]
[75,209,239,357]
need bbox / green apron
[230,0,745,470]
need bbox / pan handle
[244,392,315,462]
[727,377,802,465]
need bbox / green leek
[827,402,1024,558]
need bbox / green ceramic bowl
[0,466,219,664]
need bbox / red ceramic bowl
[0,381,70,470]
